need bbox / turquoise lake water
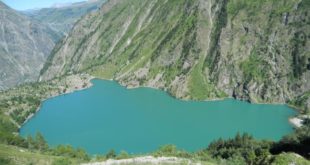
[20,79,296,154]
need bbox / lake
[20,79,296,154]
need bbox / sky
[2,0,86,10]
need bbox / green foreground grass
[0,144,83,165]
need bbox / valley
[0,0,105,90]
[0,0,309,164]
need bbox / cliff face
[40,0,310,111]
[0,2,61,90]
[216,0,310,106]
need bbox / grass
[188,64,212,100]
[227,0,297,18]
[240,49,270,83]
[0,144,82,165]
[188,60,226,100]
[89,63,118,79]
[272,153,310,165]
[289,91,310,114]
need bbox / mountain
[40,0,310,110]
[0,1,62,90]
[0,0,106,90]
[24,0,106,36]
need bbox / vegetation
[51,144,89,161]
[0,75,93,164]
[271,153,310,165]
[207,133,272,165]
[0,75,90,127]
[240,49,271,83]
[227,0,297,18]
[271,118,310,159]
[291,31,309,78]
[0,144,84,165]
[289,91,310,114]
[188,62,226,100]
[2,131,309,165]
[149,126,310,165]
[204,0,228,74]
[0,131,90,161]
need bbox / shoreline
[112,78,304,130]
[19,75,304,130]
[16,75,305,157]
[94,78,295,105]
[19,74,94,128]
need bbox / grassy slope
[272,153,310,165]
[99,0,225,100]
[0,144,82,165]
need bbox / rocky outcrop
[40,0,310,111]
[216,0,310,106]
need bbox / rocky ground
[83,156,209,165]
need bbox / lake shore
[20,78,297,154]
[20,74,94,128]
[95,78,303,108]
[96,77,306,130]
[19,75,302,135]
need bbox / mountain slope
[0,0,105,90]
[24,0,106,36]
[40,0,310,110]
[0,2,62,90]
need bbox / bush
[153,144,193,158]
[105,149,116,159]
[35,132,49,151]
[271,120,310,159]
[156,144,177,156]
[0,157,11,165]
[52,158,72,165]
[206,133,272,165]
[116,150,130,159]
[52,145,89,161]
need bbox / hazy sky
[2,0,86,10]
